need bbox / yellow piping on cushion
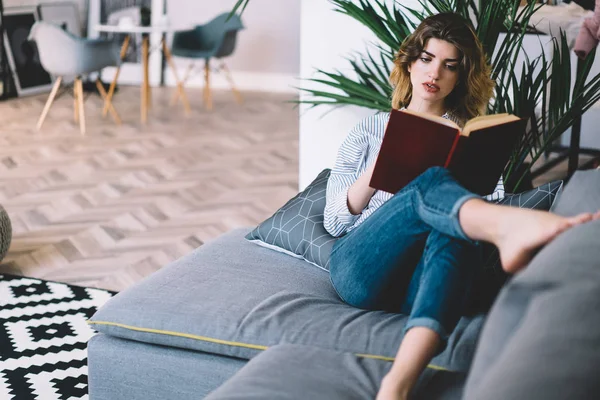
[88,320,269,351]
[88,320,453,372]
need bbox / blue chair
[170,13,245,110]
[28,22,122,135]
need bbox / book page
[462,113,519,136]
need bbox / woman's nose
[429,63,442,80]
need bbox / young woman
[324,12,599,400]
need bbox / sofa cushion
[89,228,485,373]
[464,170,600,400]
[245,169,336,270]
[495,179,563,209]
[205,344,466,400]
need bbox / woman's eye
[446,64,457,71]
[420,58,431,63]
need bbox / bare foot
[494,209,596,274]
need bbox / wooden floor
[0,86,299,292]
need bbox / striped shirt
[324,112,505,238]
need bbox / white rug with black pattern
[0,274,115,399]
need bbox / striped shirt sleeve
[484,175,505,201]
[324,118,371,237]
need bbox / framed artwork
[38,2,83,37]
[2,6,53,96]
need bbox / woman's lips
[423,82,440,93]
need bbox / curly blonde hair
[390,13,494,124]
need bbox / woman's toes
[567,213,593,226]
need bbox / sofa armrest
[464,170,600,399]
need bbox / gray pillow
[245,169,337,271]
[468,180,565,314]
[495,180,564,209]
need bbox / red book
[369,109,524,196]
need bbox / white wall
[164,0,301,93]
[299,0,423,189]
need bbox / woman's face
[408,38,460,110]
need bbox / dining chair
[170,13,245,111]
[28,22,122,135]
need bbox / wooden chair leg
[103,35,130,117]
[162,39,191,115]
[141,35,149,124]
[37,77,62,131]
[74,81,79,123]
[170,63,194,106]
[204,59,213,111]
[75,77,86,136]
[221,62,243,104]
[96,79,122,125]
[146,50,152,111]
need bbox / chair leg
[162,39,191,115]
[37,76,62,131]
[170,63,194,107]
[74,82,79,123]
[141,35,150,124]
[96,79,122,125]
[75,77,86,136]
[103,35,131,117]
[204,59,213,111]
[221,62,243,105]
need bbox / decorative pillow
[245,169,337,271]
[468,180,565,314]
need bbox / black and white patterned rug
[0,274,115,399]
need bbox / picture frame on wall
[2,6,53,96]
[38,2,82,37]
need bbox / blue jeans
[329,167,482,339]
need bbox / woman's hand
[347,163,377,215]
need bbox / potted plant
[232,0,600,192]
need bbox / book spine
[444,132,462,168]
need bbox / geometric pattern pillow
[495,180,564,210]
[468,179,565,314]
[245,169,337,271]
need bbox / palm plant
[232,0,600,191]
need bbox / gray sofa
[87,170,600,400]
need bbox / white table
[95,24,193,123]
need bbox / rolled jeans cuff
[450,193,480,243]
[403,317,448,340]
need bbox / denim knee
[413,166,451,187]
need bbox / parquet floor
[0,86,299,292]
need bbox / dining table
[95,23,193,124]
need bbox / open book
[369,109,524,196]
